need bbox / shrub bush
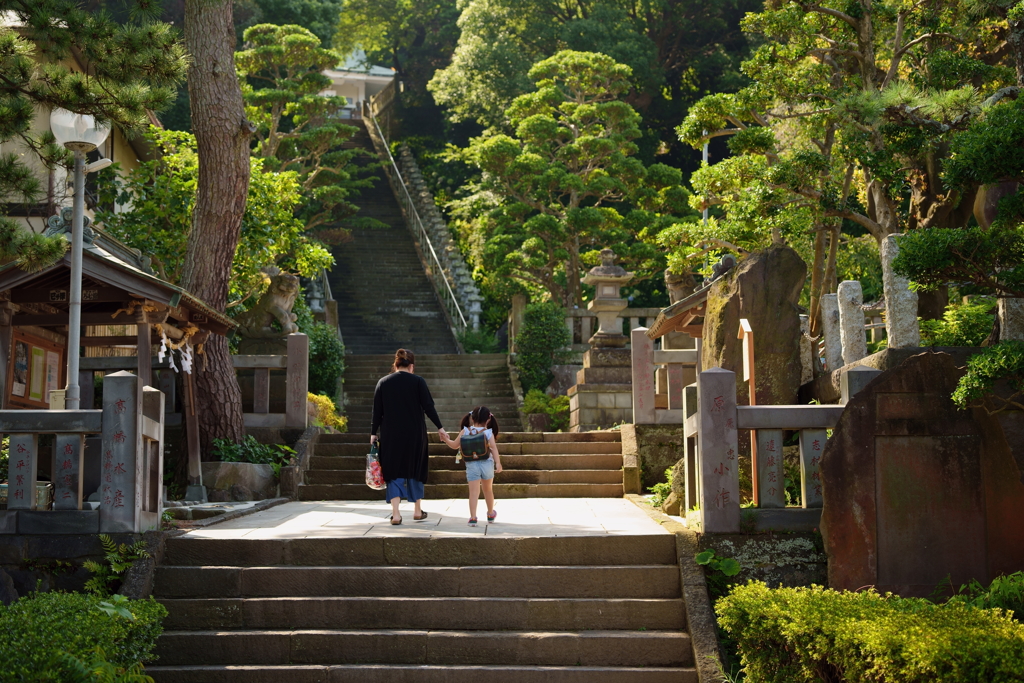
[717,581,1024,682]
[0,592,166,681]
[950,571,1024,619]
[211,436,295,477]
[514,302,571,392]
[307,321,345,399]
[308,392,347,432]
[457,326,501,354]
[920,297,996,347]
[521,388,570,431]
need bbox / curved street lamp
[49,109,111,411]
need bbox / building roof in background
[334,50,395,77]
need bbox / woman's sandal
[413,511,428,522]
[487,510,497,523]
[389,515,402,525]
[468,517,478,525]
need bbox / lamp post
[49,109,111,411]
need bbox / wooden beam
[11,287,126,304]
[0,409,103,433]
[81,336,138,347]
[81,256,172,305]
[232,354,288,369]
[13,311,138,327]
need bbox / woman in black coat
[370,348,447,524]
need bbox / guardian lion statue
[234,267,300,338]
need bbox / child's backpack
[460,427,490,462]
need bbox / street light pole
[65,149,87,410]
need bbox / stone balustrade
[396,145,483,329]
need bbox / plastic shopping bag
[365,443,385,490]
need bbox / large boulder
[701,245,807,405]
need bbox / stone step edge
[156,563,676,571]
[159,628,688,637]
[145,665,695,673]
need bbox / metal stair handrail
[362,102,468,332]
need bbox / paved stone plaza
[181,498,670,539]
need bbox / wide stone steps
[154,629,691,667]
[147,663,694,682]
[148,533,695,682]
[300,431,624,500]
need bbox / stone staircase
[148,532,696,682]
[341,353,519,433]
[330,126,458,355]
[298,431,624,501]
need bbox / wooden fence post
[696,368,740,532]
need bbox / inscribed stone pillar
[667,364,684,410]
[999,298,1024,341]
[881,235,920,348]
[286,333,309,429]
[53,434,85,510]
[837,280,868,365]
[6,434,38,509]
[798,429,826,508]
[99,371,142,533]
[696,368,740,533]
[631,327,656,424]
[756,429,786,508]
[820,294,844,371]
[799,314,814,386]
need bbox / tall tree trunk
[184,0,251,453]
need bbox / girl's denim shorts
[465,458,494,482]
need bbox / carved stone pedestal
[568,348,633,432]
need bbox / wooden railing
[0,371,164,533]
[233,333,308,429]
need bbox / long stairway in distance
[148,507,697,682]
[299,431,624,501]
[341,354,519,433]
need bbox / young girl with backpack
[440,406,503,525]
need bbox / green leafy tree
[235,0,343,46]
[466,50,692,306]
[428,0,758,164]
[0,0,186,271]
[673,0,1013,335]
[335,0,460,113]
[236,24,375,242]
[514,301,572,392]
[97,128,332,302]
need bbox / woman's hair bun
[392,348,415,371]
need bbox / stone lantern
[582,249,633,349]
[567,249,635,431]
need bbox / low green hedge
[718,582,1024,682]
[0,592,167,681]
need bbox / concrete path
[180,498,669,540]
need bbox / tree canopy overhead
[0,0,187,270]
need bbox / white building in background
[321,50,396,118]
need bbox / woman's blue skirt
[385,478,425,502]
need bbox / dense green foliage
[465,50,692,306]
[0,592,166,681]
[920,298,996,347]
[237,23,377,242]
[456,327,501,354]
[717,582,1024,683]
[428,0,757,167]
[893,226,1024,299]
[521,389,570,431]
[950,571,1024,619]
[211,436,295,477]
[83,535,150,598]
[97,128,332,303]
[952,341,1024,414]
[514,302,572,392]
[236,0,343,45]
[0,0,186,272]
[292,293,345,399]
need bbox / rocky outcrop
[701,245,807,405]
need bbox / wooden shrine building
[0,226,233,411]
